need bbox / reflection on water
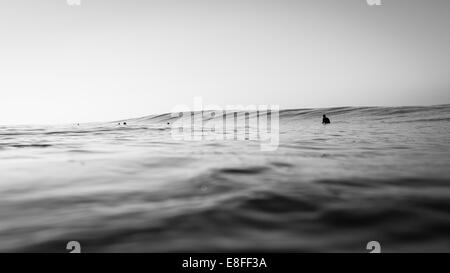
[0,105,450,252]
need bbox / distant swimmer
[123,122,127,125]
[322,115,331,125]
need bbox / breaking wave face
[0,105,450,252]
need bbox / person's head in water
[123,122,127,125]
[322,114,331,124]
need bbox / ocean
[0,105,449,252]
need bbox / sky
[0,0,449,125]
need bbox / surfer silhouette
[322,115,331,125]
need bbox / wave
[123,104,450,124]
[1,105,448,138]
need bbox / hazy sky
[0,0,449,125]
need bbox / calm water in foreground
[0,105,449,252]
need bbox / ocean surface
[1,105,450,253]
